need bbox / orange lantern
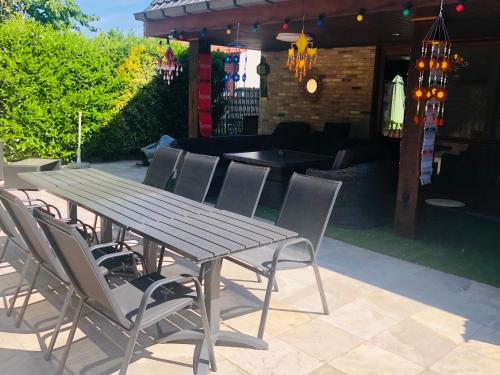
[434,88,448,101]
[416,57,426,71]
[412,87,426,100]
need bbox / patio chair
[94,146,184,235]
[173,152,220,203]
[143,146,183,189]
[215,161,270,217]
[227,173,342,339]
[0,189,142,331]
[34,209,217,375]
[196,161,270,282]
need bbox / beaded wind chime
[287,18,318,82]
[413,0,452,185]
[224,22,248,96]
[157,37,182,85]
[411,1,451,127]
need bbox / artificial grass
[254,205,500,288]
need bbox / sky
[77,0,145,35]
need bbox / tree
[0,0,99,31]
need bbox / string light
[456,0,465,12]
[200,28,207,38]
[282,18,290,30]
[316,14,325,27]
[178,31,185,40]
[252,22,259,33]
[402,2,412,17]
[226,24,233,35]
[356,9,365,22]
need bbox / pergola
[135,0,500,237]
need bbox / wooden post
[188,39,200,138]
[394,21,432,238]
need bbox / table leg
[143,239,159,273]
[158,257,268,375]
[100,217,113,243]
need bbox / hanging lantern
[286,31,318,82]
[156,38,183,85]
[223,22,248,96]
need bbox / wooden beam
[143,0,454,37]
[394,21,432,238]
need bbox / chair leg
[198,263,205,283]
[56,297,84,375]
[312,261,329,315]
[273,278,279,292]
[15,263,41,327]
[7,254,32,317]
[157,246,166,271]
[46,287,74,360]
[119,327,141,375]
[258,271,277,339]
[256,273,262,283]
[0,237,10,262]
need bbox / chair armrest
[271,237,315,266]
[135,273,200,327]
[90,242,119,251]
[95,250,134,266]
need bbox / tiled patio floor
[1,161,500,374]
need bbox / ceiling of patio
[138,0,500,51]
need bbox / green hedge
[0,18,225,162]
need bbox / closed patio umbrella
[387,74,405,137]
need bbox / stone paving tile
[430,344,500,375]
[329,343,424,375]
[320,299,399,340]
[228,336,323,375]
[278,319,362,362]
[370,318,457,367]
[411,306,482,345]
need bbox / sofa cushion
[268,121,311,150]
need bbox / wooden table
[224,149,334,208]
[20,168,297,374]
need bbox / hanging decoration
[286,18,318,82]
[156,36,182,85]
[224,22,248,96]
[413,0,452,185]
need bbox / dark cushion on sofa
[267,121,311,150]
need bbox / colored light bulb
[356,14,364,22]
[456,3,464,12]
[233,73,240,82]
[402,8,410,16]
[252,23,259,33]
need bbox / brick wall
[259,46,377,138]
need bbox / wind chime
[224,22,248,96]
[157,36,183,85]
[286,17,318,82]
[412,1,451,127]
[412,0,452,185]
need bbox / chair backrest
[143,146,183,189]
[0,189,69,282]
[0,200,18,240]
[174,152,219,203]
[277,173,342,254]
[33,209,129,328]
[216,161,270,218]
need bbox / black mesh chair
[143,146,184,189]
[173,152,220,203]
[215,161,270,217]
[227,173,342,339]
[0,189,140,336]
[34,209,217,375]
